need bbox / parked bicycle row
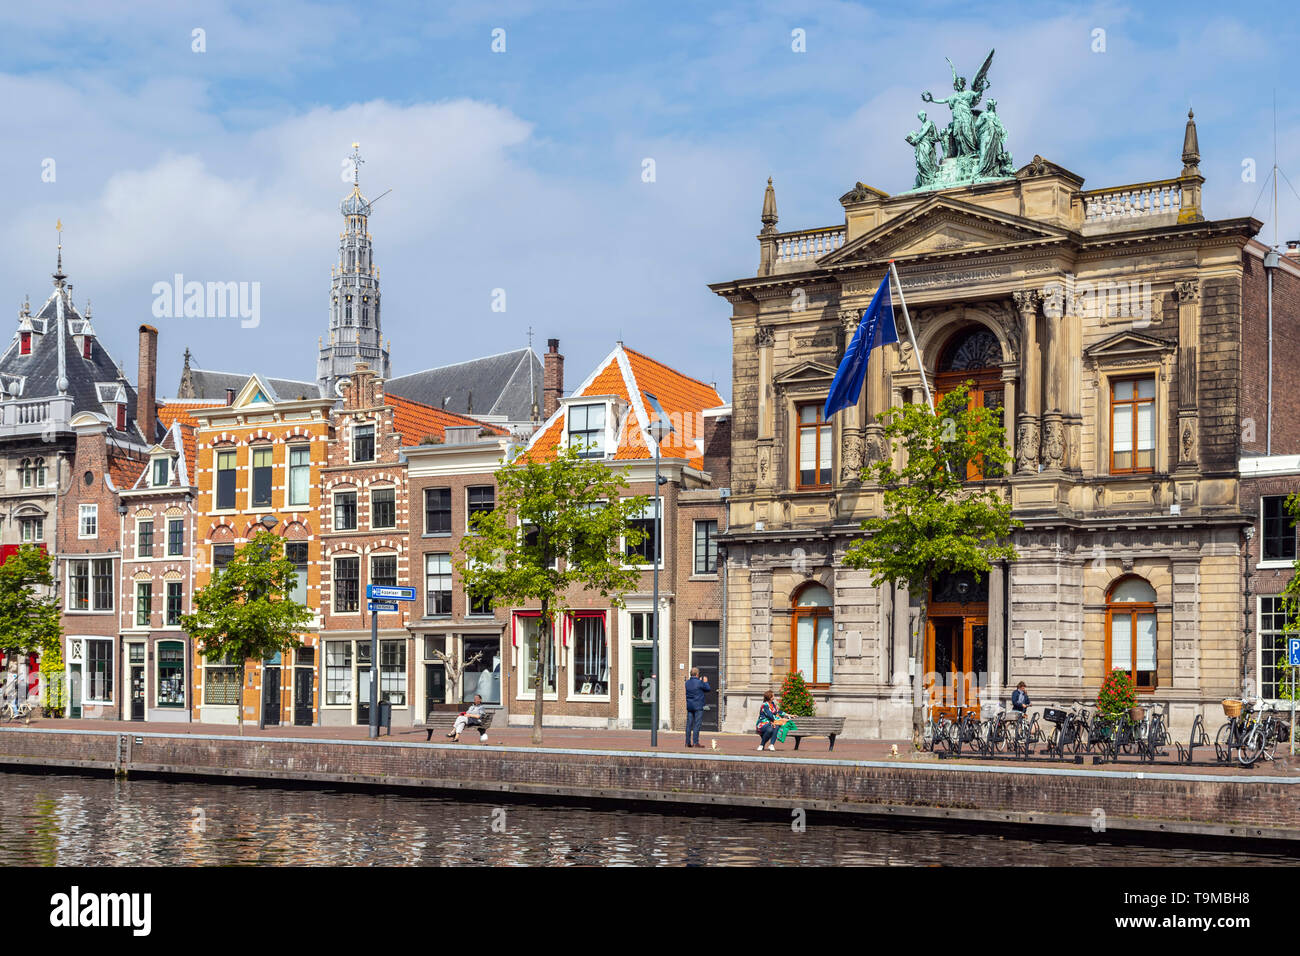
[921,697,1292,767]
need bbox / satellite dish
[335,377,351,398]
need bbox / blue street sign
[366,585,416,601]
[1289,637,1300,668]
[368,600,399,612]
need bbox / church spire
[317,142,390,399]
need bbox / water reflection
[1,772,1295,867]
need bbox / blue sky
[4,0,1299,400]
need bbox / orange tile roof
[157,403,208,479]
[526,344,724,470]
[383,393,508,446]
[108,451,147,492]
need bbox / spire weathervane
[53,218,66,287]
[350,142,363,187]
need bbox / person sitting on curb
[755,690,787,752]
[447,694,488,743]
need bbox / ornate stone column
[1012,290,1041,473]
[1175,279,1200,471]
[1040,285,1066,471]
[837,309,864,482]
[755,325,776,492]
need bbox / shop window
[1106,576,1157,691]
[157,641,185,707]
[462,637,500,704]
[517,614,556,697]
[380,640,406,706]
[571,615,609,697]
[325,642,353,705]
[203,654,240,705]
[86,639,113,702]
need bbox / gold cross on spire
[349,142,363,187]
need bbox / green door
[632,646,652,730]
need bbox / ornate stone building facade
[711,110,1275,739]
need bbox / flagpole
[888,259,934,413]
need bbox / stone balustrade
[1082,179,1183,223]
[775,227,847,263]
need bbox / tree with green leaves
[1275,493,1300,700]
[457,443,650,745]
[0,544,61,713]
[181,530,313,733]
[843,382,1020,745]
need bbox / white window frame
[425,553,452,617]
[66,557,114,613]
[78,503,97,539]
[19,516,43,543]
[135,581,152,628]
[287,444,311,506]
[248,444,274,511]
[332,554,360,613]
[1258,595,1292,703]
[324,640,353,708]
[152,456,170,488]
[370,486,397,530]
[1258,495,1298,569]
[165,581,184,628]
[568,612,611,701]
[333,489,358,532]
[621,498,662,569]
[515,612,558,701]
[136,517,154,559]
[84,637,114,703]
[566,401,610,458]
[693,519,718,576]
[352,422,376,464]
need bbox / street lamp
[644,392,675,748]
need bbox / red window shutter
[116,404,126,430]
[83,338,92,358]
[19,332,31,355]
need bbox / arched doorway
[925,570,990,718]
[934,326,1005,480]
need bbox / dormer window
[568,403,607,458]
[19,332,31,356]
[152,458,170,488]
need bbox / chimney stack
[544,338,564,419]
[136,325,158,443]
[225,387,236,406]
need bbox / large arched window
[791,583,833,686]
[1106,576,1157,691]
[934,326,1005,480]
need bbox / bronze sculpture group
[906,50,1015,191]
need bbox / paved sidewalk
[8,714,1295,776]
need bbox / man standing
[1011,681,1030,715]
[683,668,712,748]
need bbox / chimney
[225,387,236,406]
[544,338,564,419]
[136,325,158,443]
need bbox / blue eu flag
[823,275,898,420]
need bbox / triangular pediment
[1084,330,1175,360]
[773,360,839,387]
[821,196,1070,267]
[231,373,275,409]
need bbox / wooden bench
[785,716,847,751]
[425,710,495,742]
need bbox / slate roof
[525,344,724,471]
[385,348,542,422]
[384,393,509,446]
[0,285,156,444]
[181,367,320,402]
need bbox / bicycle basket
[1042,707,1067,725]
[1222,699,1242,718]
[1128,705,1145,722]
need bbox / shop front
[321,631,412,727]
[416,630,504,722]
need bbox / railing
[12,399,50,425]
[1082,179,1182,223]
[0,395,73,435]
[774,227,847,263]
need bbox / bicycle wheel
[1214,722,1234,762]
[1239,724,1265,767]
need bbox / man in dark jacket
[683,668,713,747]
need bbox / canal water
[3,771,1296,866]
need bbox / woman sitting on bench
[755,690,787,752]
[448,694,488,743]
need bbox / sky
[4,0,1300,402]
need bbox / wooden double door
[925,613,988,719]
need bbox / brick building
[316,364,502,727]
[511,342,728,731]
[187,374,334,726]
[118,417,199,722]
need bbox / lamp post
[644,393,675,748]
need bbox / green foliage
[1277,493,1300,698]
[181,531,313,728]
[1096,669,1138,717]
[40,644,64,716]
[457,443,650,742]
[842,384,1020,740]
[843,384,1019,595]
[779,670,816,717]
[0,544,61,660]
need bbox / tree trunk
[238,664,246,737]
[532,599,548,745]
[257,659,266,731]
[911,586,929,749]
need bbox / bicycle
[1005,709,1041,758]
[1215,698,1260,765]
[1044,703,1087,758]
[1239,704,1290,766]
[0,698,33,723]
[947,707,982,756]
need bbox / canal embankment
[1,726,1297,842]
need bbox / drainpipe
[1265,249,1280,455]
[718,490,730,729]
